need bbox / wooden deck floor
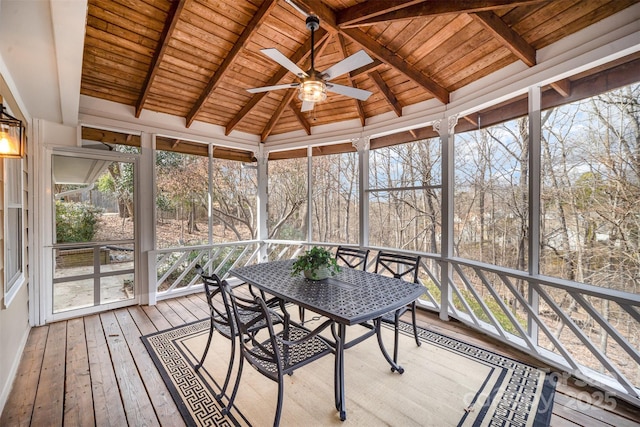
[1,291,639,426]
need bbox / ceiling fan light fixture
[299,79,326,103]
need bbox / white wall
[0,71,31,417]
[0,280,29,415]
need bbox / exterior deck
[2,292,638,426]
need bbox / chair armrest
[277,319,334,347]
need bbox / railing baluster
[447,266,486,328]
[474,268,537,352]
[498,273,578,369]
[571,292,640,366]
[453,264,507,339]
[531,283,638,396]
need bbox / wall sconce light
[0,96,25,159]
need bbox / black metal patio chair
[193,264,280,413]
[335,245,370,270]
[374,251,422,366]
[221,281,334,427]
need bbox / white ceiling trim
[79,96,259,153]
[50,0,87,127]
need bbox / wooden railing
[148,240,640,407]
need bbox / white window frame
[3,156,25,308]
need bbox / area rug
[142,317,555,427]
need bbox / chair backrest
[195,264,235,338]
[374,251,421,283]
[220,281,282,380]
[335,246,370,270]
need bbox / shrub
[56,200,103,243]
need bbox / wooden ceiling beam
[292,0,450,104]
[369,70,402,116]
[135,0,186,118]
[349,59,384,76]
[290,99,312,135]
[338,0,550,28]
[261,89,297,142]
[471,11,536,67]
[337,0,426,28]
[81,127,141,147]
[337,34,366,126]
[343,27,449,103]
[550,79,571,97]
[225,27,329,136]
[370,127,438,149]
[463,113,479,127]
[186,0,278,128]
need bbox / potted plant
[291,246,341,280]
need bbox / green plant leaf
[291,246,341,277]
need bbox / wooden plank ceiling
[81,0,638,152]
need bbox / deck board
[30,321,66,426]
[0,326,48,426]
[114,309,186,427]
[63,318,94,427]
[2,293,639,426]
[84,313,128,426]
[164,298,200,324]
[141,304,173,331]
[154,300,188,327]
[100,311,160,426]
[183,293,211,319]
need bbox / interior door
[48,150,137,319]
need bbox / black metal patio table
[230,259,425,421]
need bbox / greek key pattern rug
[142,318,555,427]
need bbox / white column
[528,86,542,343]
[352,136,370,247]
[208,144,214,245]
[30,119,45,325]
[434,115,458,321]
[139,132,155,305]
[307,146,313,243]
[255,146,269,261]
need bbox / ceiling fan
[247,15,374,112]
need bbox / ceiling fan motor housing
[306,15,320,31]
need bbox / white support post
[307,146,313,243]
[528,86,542,343]
[255,146,269,262]
[30,119,45,325]
[147,250,157,306]
[352,136,370,247]
[208,144,214,245]
[139,132,155,305]
[435,115,458,321]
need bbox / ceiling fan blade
[261,48,308,78]
[301,100,315,112]
[322,50,373,81]
[326,83,372,101]
[246,83,298,94]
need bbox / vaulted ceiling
[80,0,638,147]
